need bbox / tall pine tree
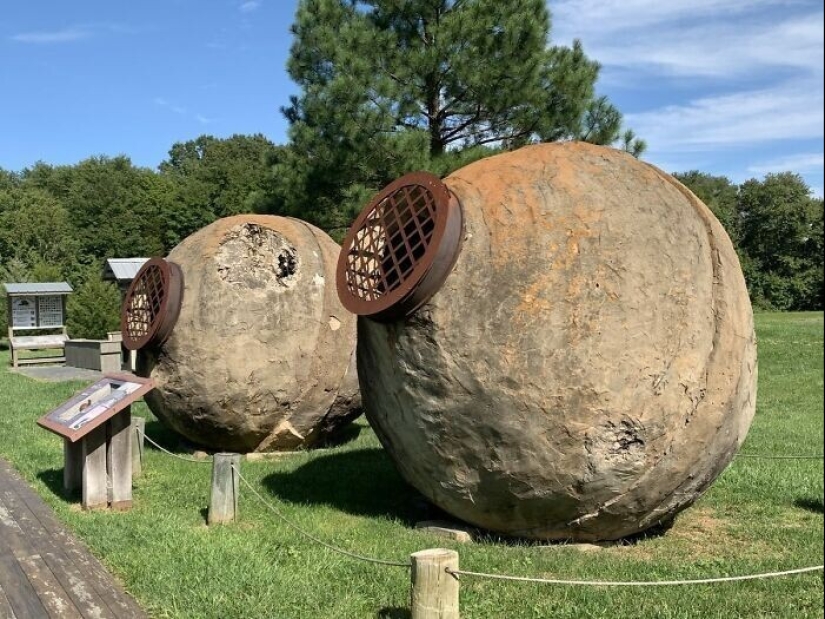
[270,0,642,235]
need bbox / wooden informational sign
[37,373,153,511]
[37,374,154,443]
[37,295,64,327]
[11,296,37,328]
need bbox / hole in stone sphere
[278,250,298,280]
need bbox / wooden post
[131,417,145,478]
[410,548,460,619]
[81,425,108,510]
[107,407,132,510]
[208,453,240,525]
[63,439,83,492]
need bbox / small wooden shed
[4,282,73,368]
[102,258,148,298]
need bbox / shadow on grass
[315,422,363,448]
[261,448,431,526]
[794,497,824,514]
[377,607,411,619]
[143,418,205,454]
[142,417,363,454]
[37,467,79,502]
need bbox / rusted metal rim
[336,172,464,322]
[121,258,184,350]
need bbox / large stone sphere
[357,142,757,541]
[139,215,360,452]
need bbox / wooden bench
[9,334,69,368]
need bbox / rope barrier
[141,432,212,464]
[446,564,824,587]
[232,464,411,568]
[736,453,823,460]
[757,340,823,345]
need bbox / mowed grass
[0,313,822,619]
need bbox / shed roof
[103,258,149,282]
[3,282,73,296]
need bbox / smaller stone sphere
[138,215,360,452]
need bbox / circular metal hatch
[121,257,184,350]
[336,172,463,322]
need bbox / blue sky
[1,1,823,196]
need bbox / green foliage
[65,266,122,339]
[62,156,168,260]
[675,171,823,311]
[738,174,823,310]
[271,0,643,230]
[0,186,80,274]
[159,134,282,246]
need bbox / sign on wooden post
[37,374,154,511]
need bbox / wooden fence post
[131,417,145,478]
[410,548,460,619]
[208,453,240,525]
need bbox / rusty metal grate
[121,258,183,350]
[336,172,463,321]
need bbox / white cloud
[551,2,823,79]
[747,153,825,175]
[11,27,90,43]
[550,1,824,190]
[239,1,261,13]
[626,80,824,151]
[552,0,781,34]
[195,114,217,125]
[154,97,187,115]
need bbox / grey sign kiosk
[4,282,72,368]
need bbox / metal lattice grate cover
[121,257,183,350]
[336,172,463,321]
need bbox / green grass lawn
[1,312,822,619]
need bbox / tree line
[1,0,821,338]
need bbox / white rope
[232,464,411,568]
[446,565,824,586]
[141,432,212,464]
[758,340,823,345]
[736,453,823,460]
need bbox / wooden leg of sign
[107,408,133,510]
[81,426,108,511]
[131,417,145,478]
[63,439,82,493]
[208,453,240,525]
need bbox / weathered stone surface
[139,215,361,452]
[357,142,757,541]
